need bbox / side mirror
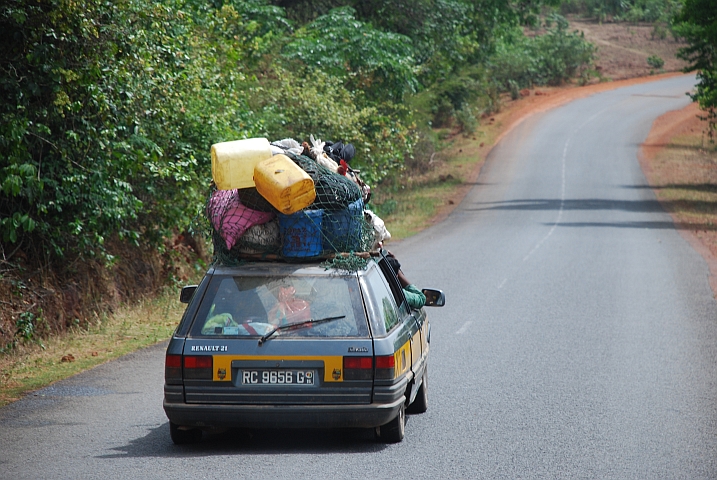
[422,288,445,307]
[180,285,198,304]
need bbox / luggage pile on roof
[206,137,391,264]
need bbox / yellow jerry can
[211,137,272,190]
[254,154,316,215]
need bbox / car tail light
[183,355,213,380]
[343,356,373,380]
[165,354,183,385]
[375,355,395,380]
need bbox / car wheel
[170,422,202,445]
[407,367,428,414]
[378,401,405,443]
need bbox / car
[163,251,445,444]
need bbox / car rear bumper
[164,397,405,429]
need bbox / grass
[0,287,188,406]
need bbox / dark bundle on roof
[285,152,362,211]
[324,141,356,164]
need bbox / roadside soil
[568,16,689,81]
[639,103,717,294]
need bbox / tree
[282,6,419,102]
[674,0,717,140]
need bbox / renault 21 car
[163,253,445,444]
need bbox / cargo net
[206,142,390,271]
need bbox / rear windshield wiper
[258,315,345,346]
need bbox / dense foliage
[282,7,419,103]
[490,14,596,93]
[0,0,274,264]
[673,0,717,140]
[0,0,597,348]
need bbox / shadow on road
[97,422,390,458]
[464,198,666,213]
[625,183,717,194]
[463,197,717,231]
[551,221,691,229]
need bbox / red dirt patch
[568,17,689,81]
[639,103,717,297]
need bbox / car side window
[363,267,401,334]
[377,257,410,316]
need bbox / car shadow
[96,421,393,458]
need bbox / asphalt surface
[2,75,716,479]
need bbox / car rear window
[190,274,369,338]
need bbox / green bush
[431,97,456,129]
[282,6,419,103]
[255,66,417,185]
[428,77,477,127]
[674,0,717,142]
[647,55,665,69]
[489,15,595,91]
[354,0,479,83]
[455,105,479,135]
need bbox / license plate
[241,370,315,385]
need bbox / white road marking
[522,138,568,262]
[498,278,507,289]
[455,321,472,335]
[522,107,610,263]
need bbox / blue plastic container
[322,198,364,252]
[278,209,323,257]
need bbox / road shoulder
[639,101,717,297]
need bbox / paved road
[2,75,715,479]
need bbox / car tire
[407,367,428,414]
[378,401,405,443]
[170,422,202,445]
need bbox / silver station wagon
[163,251,445,444]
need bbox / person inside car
[385,253,426,310]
